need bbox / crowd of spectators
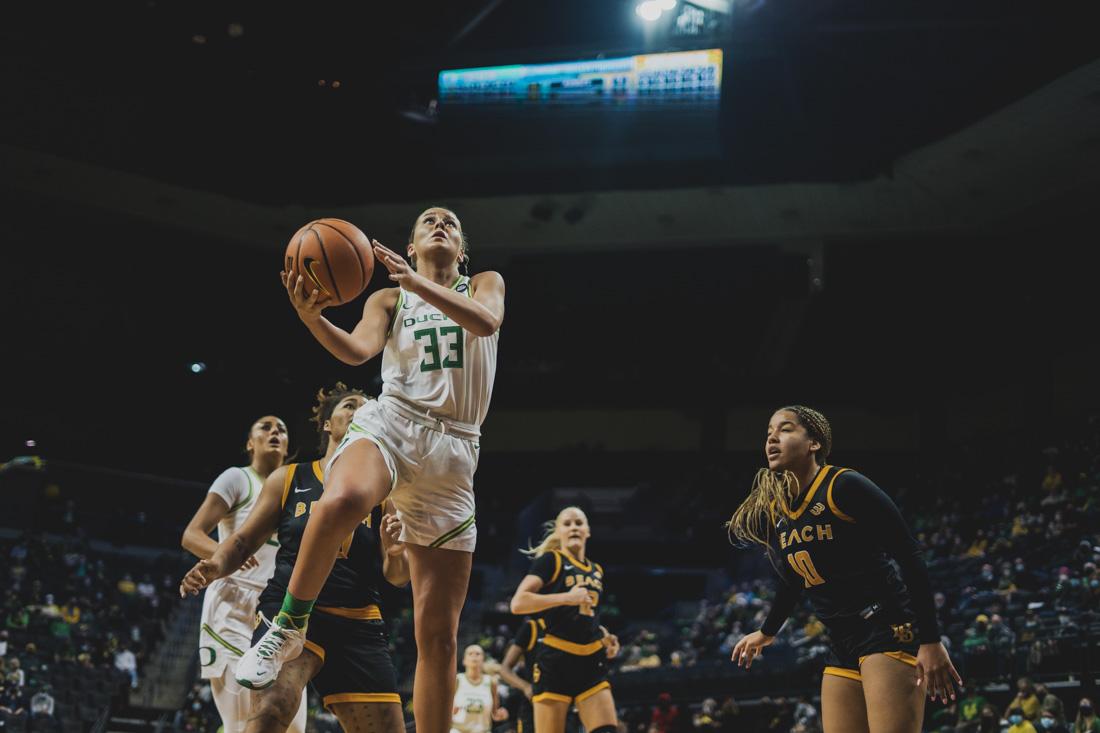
[0,531,179,732]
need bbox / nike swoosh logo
[294,487,311,493]
[302,257,333,297]
[563,565,573,570]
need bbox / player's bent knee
[413,627,457,659]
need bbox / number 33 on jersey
[381,276,499,427]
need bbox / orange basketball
[284,219,374,306]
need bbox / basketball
[284,218,374,305]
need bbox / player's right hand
[280,269,332,321]
[179,558,225,598]
[731,630,775,669]
[561,585,592,606]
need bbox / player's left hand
[915,642,962,703]
[373,240,427,292]
[381,512,405,556]
[492,708,509,722]
[602,633,621,659]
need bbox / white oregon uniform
[451,673,494,733]
[199,466,307,733]
[329,274,499,551]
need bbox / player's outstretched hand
[731,630,775,669]
[561,585,592,606]
[372,240,425,292]
[179,558,226,598]
[381,512,406,557]
[602,633,621,660]
[916,642,962,703]
[280,269,332,322]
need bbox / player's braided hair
[521,506,587,557]
[407,207,470,274]
[726,406,833,548]
[310,382,369,453]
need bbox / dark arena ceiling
[3,0,1098,205]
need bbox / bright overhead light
[657,0,677,9]
[636,0,663,21]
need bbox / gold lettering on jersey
[892,623,914,643]
[563,574,604,592]
[779,524,833,549]
[810,502,826,516]
[294,502,306,518]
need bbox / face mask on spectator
[1010,714,1023,724]
[1082,705,1094,716]
[1039,718,1055,729]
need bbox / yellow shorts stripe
[315,604,383,621]
[574,681,611,703]
[858,650,918,667]
[541,635,604,656]
[823,666,862,682]
[323,693,402,708]
[532,692,573,704]
[303,639,325,662]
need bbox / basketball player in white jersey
[239,207,505,733]
[181,415,307,733]
[452,645,508,733]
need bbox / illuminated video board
[439,49,722,106]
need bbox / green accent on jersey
[414,328,442,372]
[202,623,244,656]
[227,467,257,514]
[265,538,280,547]
[388,290,405,335]
[429,513,475,548]
[439,325,464,368]
[449,276,464,290]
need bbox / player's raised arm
[372,241,504,337]
[281,267,397,365]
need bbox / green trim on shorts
[202,623,244,657]
[227,467,256,514]
[429,513,476,548]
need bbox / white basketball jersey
[208,466,278,590]
[451,673,493,733]
[380,275,498,426]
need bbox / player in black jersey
[728,406,961,733]
[498,617,546,733]
[509,507,620,733]
[181,384,409,733]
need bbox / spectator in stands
[29,682,53,717]
[0,630,7,657]
[114,644,137,689]
[1043,466,1063,494]
[1074,699,1100,733]
[1007,706,1038,733]
[1037,683,1065,727]
[1007,678,1042,722]
[716,696,740,733]
[5,605,28,631]
[955,685,988,732]
[1039,709,1070,733]
[651,693,678,733]
[4,658,23,688]
[692,698,720,731]
[988,613,1016,674]
[0,681,27,720]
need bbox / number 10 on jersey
[415,326,464,372]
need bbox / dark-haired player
[181,384,407,733]
[729,405,961,733]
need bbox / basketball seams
[314,220,367,294]
[306,226,343,303]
